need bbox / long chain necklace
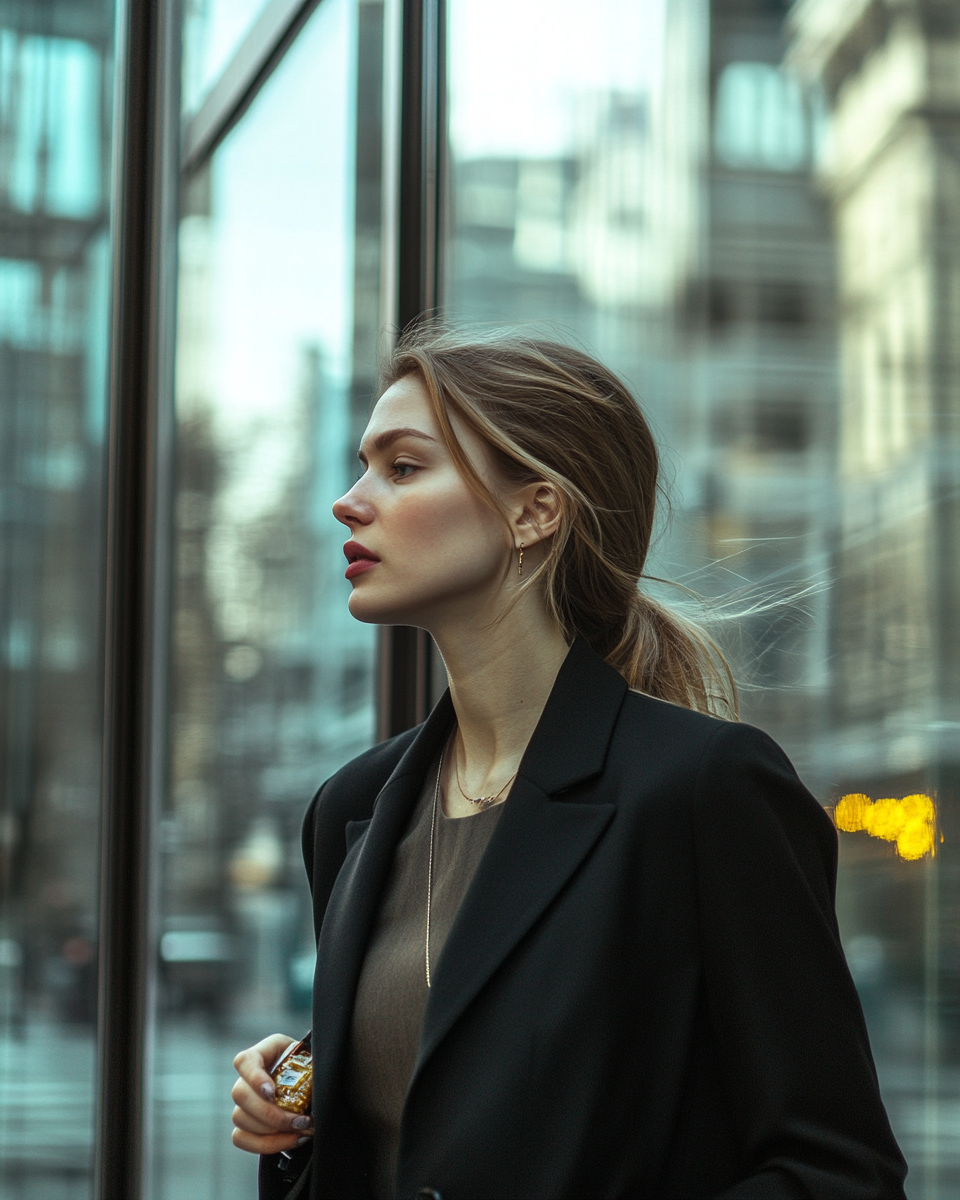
[425,750,444,989]
[425,746,518,988]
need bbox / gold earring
[518,543,524,577]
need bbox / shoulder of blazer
[300,725,422,908]
[619,687,800,773]
[614,690,832,841]
[615,687,739,773]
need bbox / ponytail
[611,592,737,717]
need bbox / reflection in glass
[790,4,960,1191]
[181,0,275,113]
[153,1,383,1194]
[0,4,116,1198]
[446,0,959,1192]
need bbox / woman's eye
[391,462,417,479]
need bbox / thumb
[235,1033,296,1101]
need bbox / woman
[231,329,907,1200]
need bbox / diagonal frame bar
[181,0,321,173]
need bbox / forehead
[364,375,438,439]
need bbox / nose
[332,479,372,528]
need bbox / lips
[343,540,381,580]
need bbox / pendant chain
[426,750,444,988]
[454,740,518,811]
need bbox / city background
[1,0,959,1195]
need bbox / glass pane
[182,0,274,114]
[152,0,382,1194]
[446,0,958,1193]
[0,4,117,1198]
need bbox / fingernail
[296,1136,311,1147]
[291,1116,312,1131]
[259,1082,275,1100]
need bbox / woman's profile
[230,327,907,1199]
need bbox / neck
[430,591,570,792]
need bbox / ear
[511,481,563,548]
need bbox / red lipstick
[343,540,381,580]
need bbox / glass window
[0,4,117,1198]
[151,0,383,1193]
[446,0,958,1193]
[714,62,807,172]
[181,0,276,113]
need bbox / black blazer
[261,637,906,1200]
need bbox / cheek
[392,486,499,562]
[349,478,507,619]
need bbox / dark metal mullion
[95,0,178,1194]
[397,0,443,321]
[379,0,445,739]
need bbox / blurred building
[688,0,837,769]
[167,277,373,1021]
[161,7,382,1030]
[0,3,114,1187]
[0,4,112,1026]
[791,0,960,1186]
[791,0,960,795]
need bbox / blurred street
[0,1017,261,1199]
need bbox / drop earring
[518,543,524,577]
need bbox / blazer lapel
[311,690,456,1128]
[412,637,627,1080]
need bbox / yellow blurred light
[834,793,937,860]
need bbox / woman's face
[332,374,514,629]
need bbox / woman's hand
[231,1033,314,1155]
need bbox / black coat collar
[311,637,628,1131]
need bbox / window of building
[714,61,807,171]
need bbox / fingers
[233,1033,295,1102]
[231,1098,293,1137]
[231,1120,309,1156]
[231,1103,309,1140]
[231,1076,312,1131]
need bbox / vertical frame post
[378,0,446,739]
[397,0,444,323]
[95,0,179,1194]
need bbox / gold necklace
[454,742,518,811]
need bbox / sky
[448,0,666,158]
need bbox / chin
[346,569,492,628]
[346,591,383,625]
[347,586,421,627]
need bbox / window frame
[95,1,446,1193]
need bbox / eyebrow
[358,427,438,459]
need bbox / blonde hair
[381,325,738,718]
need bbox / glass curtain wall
[444,0,959,1194]
[182,0,277,113]
[150,0,384,1195]
[0,2,117,1197]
